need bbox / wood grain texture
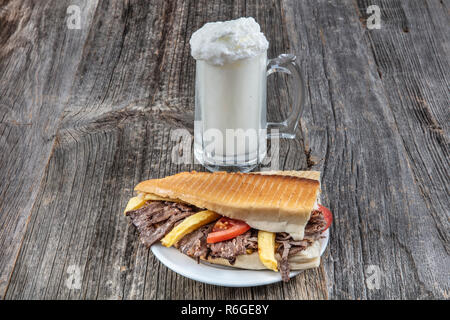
[0,0,99,297]
[0,0,448,299]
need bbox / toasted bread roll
[202,240,321,270]
[135,170,320,240]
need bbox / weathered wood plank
[354,0,450,298]
[0,0,99,298]
[283,0,449,299]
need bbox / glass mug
[194,51,305,172]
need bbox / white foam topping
[190,17,269,66]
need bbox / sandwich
[123,170,332,282]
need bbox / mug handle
[266,54,305,139]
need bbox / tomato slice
[318,204,333,232]
[207,217,251,244]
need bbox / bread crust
[203,255,320,271]
[202,240,321,270]
[135,171,320,240]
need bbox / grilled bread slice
[203,239,321,270]
[135,171,320,240]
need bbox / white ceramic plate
[151,229,329,287]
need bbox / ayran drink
[190,17,304,172]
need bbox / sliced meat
[276,210,326,248]
[304,210,326,241]
[246,238,258,250]
[126,201,197,247]
[288,245,308,257]
[276,232,292,242]
[149,205,180,224]
[144,211,194,246]
[276,233,310,247]
[277,241,292,282]
[245,229,259,250]
[208,230,254,264]
[275,210,326,282]
[176,223,214,260]
[275,236,315,282]
[126,201,166,220]
[176,223,257,263]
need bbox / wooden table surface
[1,0,449,300]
